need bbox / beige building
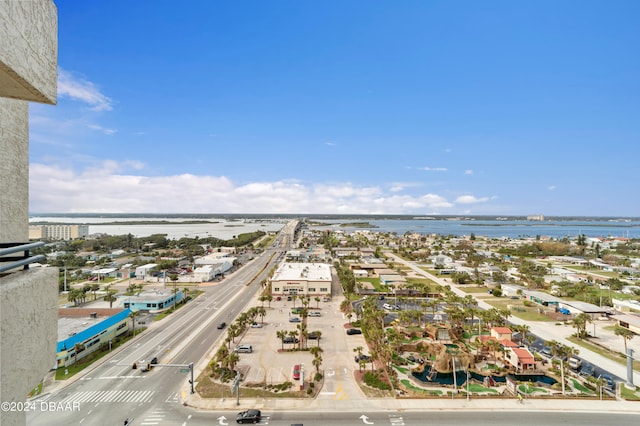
[29,224,89,240]
[270,262,332,297]
[0,2,59,425]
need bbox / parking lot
[230,294,369,398]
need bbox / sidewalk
[182,390,640,414]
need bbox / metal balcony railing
[0,241,46,273]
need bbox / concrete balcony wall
[0,98,29,243]
[0,1,57,104]
[0,267,58,426]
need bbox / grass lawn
[467,384,498,394]
[620,385,640,401]
[483,299,552,321]
[459,286,491,294]
[393,365,410,374]
[518,384,547,394]
[400,379,443,395]
[570,378,595,394]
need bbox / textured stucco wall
[0,98,29,243]
[0,0,57,104]
[0,267,58,426]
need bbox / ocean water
[308,218,640,239]
[29,216,287,240]
[29,216,640,240]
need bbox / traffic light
[132,362,137,369]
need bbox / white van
[569,356,582,370]
[383,303,395,310]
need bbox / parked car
[308,332,320,340]
[289,316,301,323]
[346,328,362,335]
[234,345,253,353]
[236,409,261,424]
[601,374,615,391]
[308,311,321,317]
[293,364,301,380]
[569,356,582,370]
[250,322,263,328]
[150,356,158,366]
[275,296,282,301]
[287,296,293,301]
[217,322,226,329]
[580,363,595,377]
[354,354,371,363]
[383,303,396,310]
[283,336,299,344]
[378,295,385,300]
[291,307,302,314]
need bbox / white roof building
[270,262,332,296]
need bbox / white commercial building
[270,262,332,297]
[135,263,157,279]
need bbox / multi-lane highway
[27,235,287,426]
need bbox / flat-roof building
[270,262,332,297]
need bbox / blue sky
[29,1,639,216]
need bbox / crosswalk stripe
[49,390,156,404]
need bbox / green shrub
[363,371,391,390]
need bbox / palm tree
[226,352,240,372]
[486,339,502,363]
[285,330,297,350]
[104,287,118,308]
[315,296,321,308]
[512,324,531,345]
[354,346,364,372]
[614,326,635,354]
[572,313,591,339]
[276,330,287,350]
[312,330,322,347]
[259,294,267,307]
[129,310,139,336]
[73,343,84,365]
[256,306,267,324]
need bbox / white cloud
[455,195,489,204]
[464,170,474,175]
[548,185,557,190]
[325,142,336,146]
[87,124,117,135]
[58,68,113,111]
[420,166,448,172]
[29,163,468,214]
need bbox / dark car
[150,357,158,365]
[236,409,261,424]
[601,374,615,391]
[346,328,362,335]
[580,363,595,377]
[354,354,371,363]
[217,322,226,329]
[308,332,320,340]
[283,336,299,344]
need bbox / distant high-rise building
[527,214,545,221]
[29,224,89,240]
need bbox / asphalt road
[27,243,285,426]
